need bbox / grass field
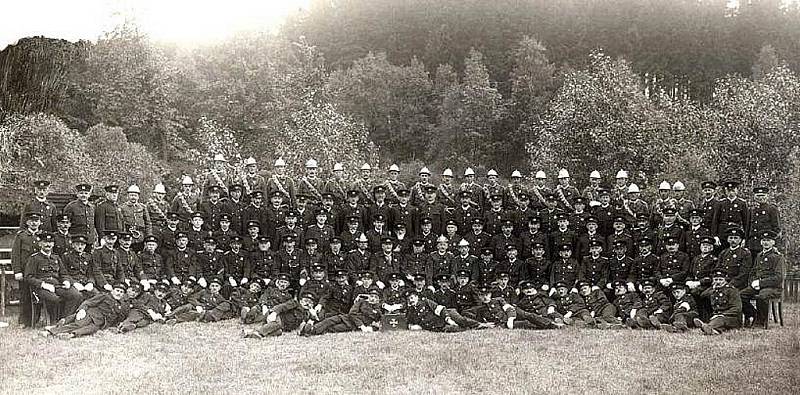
[1,306,798,394]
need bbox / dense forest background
[1,0,800,258]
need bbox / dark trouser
[309,314,357,335]
[635,310,667,328]
[567,309,594,324]
[118,310,154,332]
[593,304,618,323]
[241,306,265,324]
[515,308,556,329]
[35,286,84,320]
[255,317,286,336]
[19,281,32,327]
[740,286,781,324]
[671,311,698,327]
[690,287,712,321]
[707,314,741,332]
[48,314,103,336]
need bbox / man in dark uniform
[382,164,407,205]
[714,180,749,241]
[63,183,97,246]
[591,189,616,237]
[20,180,57,232]
[630,238,659,289]
[747,186,780,255]
[43,282,130,338]
[550,244,579,286]
[390,189,418,237]
[686,236,717,320]
[524,242,550,289]
[25,232,84,321]
[61,234,96,297]
[657,237,691,290]
[197,185,226,232]
[697,181,720,231]
[339,190,367,234]
[297,159,326,206]
[520,217,547,260]
[740,231,785,327]
[579,240,608,287]
[694,271,742,335]
[576,216,604,261]
[483,194,508,236]
[654,207,685,255]
[138,235,164,287]
[94,185,125,242]
[325,270,354,317]
[91,231,124,292]
[417,185,445,236]
[222,184,246,235]
[452,239,480,283]
[715,227,752,290]
[165,232,199,285]
[459,167,485,210]
[266,158,296,207]
[453,191,481,232]
[685,209,712,259]
[53,215,72,257]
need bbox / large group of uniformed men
[10,154,786,339]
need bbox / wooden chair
[764,278,786,330]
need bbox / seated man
[515,281,565,324]
[245,274,295,324]
[576,280,618,328]
[693,271,742,335]
[404,289,463,332]
[232,281,264,323]
[627,278,671,329]
[168,277,233,323]
[552,282,594,326]
[118,283,170,333]
[740,231,785,327]
[25,232,83,321]
[381,273,407,314]
[460,286,559,330]
[306,288,383,335]
[611,280,642,324]
[243,292,321,338]
[42,282,130,339]
[659,283,698,333]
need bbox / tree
[325,52,434,161]
[528,51,678,183]
[431,49,508,170]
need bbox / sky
[1,0,311,50]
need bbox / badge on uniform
[381,313,408,331]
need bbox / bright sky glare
[1,0,311,49]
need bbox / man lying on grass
[41,282,130,339]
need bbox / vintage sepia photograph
[0,0,798,393]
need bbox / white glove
[103,284,113,292]
[376,281,385,289]
[564,311,573,319]
[76,309,87,320]
[406,274,415,281]
[714,236,721,246]
[751,280,760,290]
[13,272,23,281]
[627,282,635,293]
[398,280,405,287]
[679,302,691,311]
[659,279,670,287]
[606,283,612,289]
[382,303,392,311]
[428,286,436,292]
[515,288,521,295]
[198,278,208,288]
[263,279,271,286]
[229,277,237,287]
[147,310,159,320]
[62,280,71,289]
[360,325,374,332]
[686,281,699,289]
[73,282,85,291]
[267,312,278,322]
[591,285,600,291]
[547,306,555,315]
[261,305,269,315]
[541,284,550,291]
[409,324,423,331]
[355,280,363,286]
[85,283,94,292]
[42,283,56,293]
[240,277,249,285]
[140,280,150,291]
[590,311,596,318]
[152,313,164,321]
[299,278,307,286]
[654,309,663,315]
[570,288,578,294]
[314,305,323,313]
[445,317,457,326]
[549,288,556,296]
[630,309,637,319]
[506,317,515,329]
[195,306,204,313]
[171,277,180,285]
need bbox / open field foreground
[1,306,798,395]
